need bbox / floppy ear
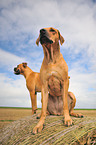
[58,31,65,45]
[60,35,64,45]
[22,62,27,68]
[36,35,40,46]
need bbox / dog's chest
[48,74,63,97]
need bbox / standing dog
[33,27,83,134]
[14,62,41,114]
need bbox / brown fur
[14,63,41,114]
[14,63,77,117]
[33,27,83,134]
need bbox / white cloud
[0,48,42,74]
[0,49,42,108]
[0,0,96,108]
[0,73,29,107]
[0,49,27,71]
[0,73,42,108]
[0,0,96,57]
[69,61,96,109]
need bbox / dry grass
[0,108,96,129]
[0,110,96,145]
[0,108,32,129]
[74,109,96,117]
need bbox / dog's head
[14,62,27,75]
[36,27,64,46]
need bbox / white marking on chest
[48,71,57,76]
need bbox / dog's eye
[50,28,55,32]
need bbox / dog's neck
[43,42,60,64]
[23,66,33,79]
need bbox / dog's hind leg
[69,92,83,118]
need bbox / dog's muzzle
[40,29,53,44]
[14,67,20,75]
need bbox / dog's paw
[32,124,43,134]
[75,113,84,118]
[36,113,41,119]
[78,113,84,118]
[70,112,84,118]
[64,116,72,126]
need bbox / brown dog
[14,62,41,114]
[14,63,78,117]
[33,27,83,134]
[14,63,81,119]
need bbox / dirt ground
[0,108,96,129]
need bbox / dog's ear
[36,35,40,46]
[22,62,27,68]
[58,31,65,45]
[60,35,64,45]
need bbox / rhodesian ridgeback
[33,27,83,134]
[14,62,41,114]
[14,63,78,117]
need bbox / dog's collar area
[43,44,54,62]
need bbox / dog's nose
[14,68,17,71]
[40,29,46,34]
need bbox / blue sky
[0,0,96,108]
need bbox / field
[0,107,96,129]
[0,108,96,144]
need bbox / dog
[14,63,78,117]
[14,63,82,119]
[14,62,41,115]
[33,27,83,134]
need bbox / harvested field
[0,108,33,129]
[0,108,96,129]
[0,108,96,145]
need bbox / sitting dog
[14,63,81,119]
[33,27,83,134]
[14,62,41,114]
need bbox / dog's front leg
[33,83,48,134]
[30,91,37,115]
[63,78,72,126]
